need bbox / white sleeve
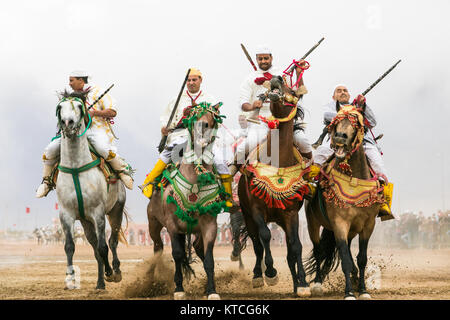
[160,100,175,129]
[239,76,253,109]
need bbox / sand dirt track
[0,240,449,300]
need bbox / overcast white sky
[1,0,449,230]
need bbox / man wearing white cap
[36,70,134,198]
[229,45,312,174]
[141,68,233,207]
[309,84,394,220]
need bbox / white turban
[70,70,91,78]
[333,83,349,94]
[255,44,272,55]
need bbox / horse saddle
[48,143,119,189]
[319,158,385,208]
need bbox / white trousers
[159,136,230,175]
[293,129,312,154]
[235,123,312,164]
[43,129,118,165]
[313,140,387,177]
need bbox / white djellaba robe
[236,65,312,165]
[43,83,120,165]
[159,90,229,175]
[313,101,387,178]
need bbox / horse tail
[107,206,130,246]
[181,234,196,281]
[118,207,130,246]
[304,228,340,279]
[233,211,249,255]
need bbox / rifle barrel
[362,59,401,96]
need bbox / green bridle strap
[58,158,101,219]
[55,97,92,138]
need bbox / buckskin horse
[304,105,385,300]
[147,102,228,300]
[237,76,312,297]
[55,91,128,290]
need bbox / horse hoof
[96,285,106,290]
[252,277,264,288]
[174,292,186,300]
[344,294,356,300]
[230,253,239,262]
[207,293,221,300]
[359,293,372,300]
[105,274,114,282]
[64,283,75,290]
[310,282,324,296]
[113,272,122,283]
[264,274,279,286]
[297,287,311,298]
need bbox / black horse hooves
[344,292,357,300]
[105,272,122,283]
[230,253,240,262]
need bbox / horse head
[267,75,300,121]
[56,91,88,139]
[183,101,224,151]
[328,105,365,160]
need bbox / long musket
[312,59,402,149]
[240,44,257,71]
[248,37,326,123]
[157,68,191,153]
[88,84,115,110]
[287,37,325,74]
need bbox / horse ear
[213,102,222,111]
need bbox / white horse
[56,91,127,290]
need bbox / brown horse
[147,102,228,300]
[304,105,385,300]
[237,76,312,297]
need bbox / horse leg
[91,210,113,289]
[244,214,265,287]
[357,237,371,299]
[60,212,76,290]
[148,216,164,254]
[347,237,359,289]
[305,204,325,295]
[171,232,186,299]
[357,219,376,300]
[284,212,311,297]
[201,222,220,300]
[253,213,277,285]
[193,234,205,261]
[230,208,244,261]
[334,222,355,299]
[80,219,105,289]
[106,202,124,282]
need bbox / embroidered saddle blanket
[244,146,311,209]
[319,160,385,208]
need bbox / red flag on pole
[55,203,59,210]
[26,207,30,214]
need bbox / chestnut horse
[237,76,312,297]
[304,105,385,300]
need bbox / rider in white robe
[229,45,312,175]
[141,68,232,206]
[36,71,133,198]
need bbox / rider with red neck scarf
[229,45,312,176]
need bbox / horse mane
[58,89,88,104]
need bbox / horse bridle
[328,105,365,159]
[56,97,91,138]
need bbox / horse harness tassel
[58,158,101,219]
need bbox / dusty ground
[0,240,449,300]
